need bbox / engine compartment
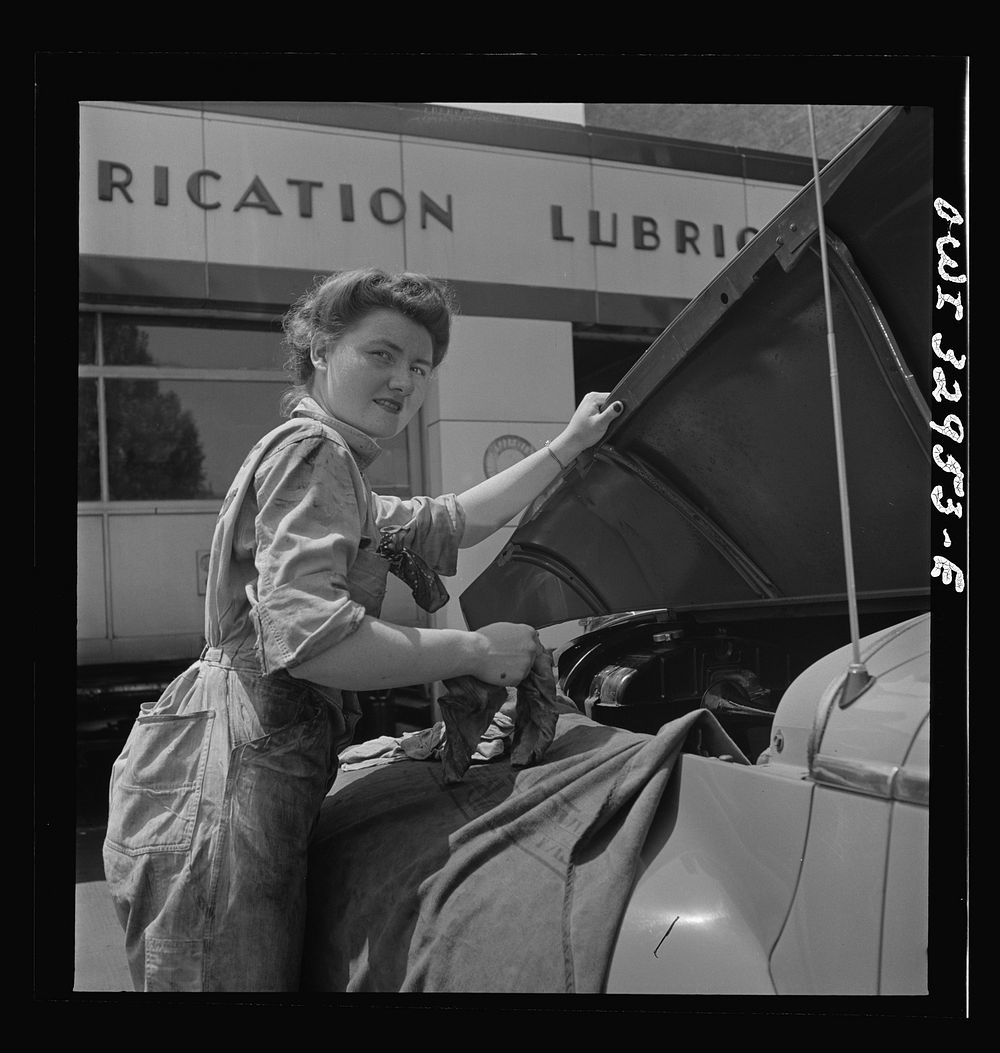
[555,604,927,761]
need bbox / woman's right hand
[471,622,542,686]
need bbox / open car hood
[462,106,932,630]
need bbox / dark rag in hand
[511,650,559,768]
[439,650,560,784]
[437,676,508,784]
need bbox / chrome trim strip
[812,755,897,798]
[811,754,929,805]
[892,767,930,806]
[807,675,844,769]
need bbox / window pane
[78,379,100,500]
[103,316,285,371]
[106,379,287,500]
[79,314,96,364]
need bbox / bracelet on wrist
[544,440,570,471]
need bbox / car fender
[605,753,813,994]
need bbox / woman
[103,267,622,992]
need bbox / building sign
[80,102,797,301]
[95,159,759,260]
[549,204,757,255]
[98,160,455,230]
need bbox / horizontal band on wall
[80,255,691,330]
[132,101,816,186]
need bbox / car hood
[461,105,932,630]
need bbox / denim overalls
[103,398,464,992]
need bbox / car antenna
[806,104,873,708]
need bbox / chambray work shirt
[204,395,466,739]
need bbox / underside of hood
[462,106,933,631]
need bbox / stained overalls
[103,397,465,991]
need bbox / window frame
[78,305,425,510]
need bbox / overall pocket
[105,710,215,856]
[235,669,323,739]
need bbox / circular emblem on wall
[483,434,535,478]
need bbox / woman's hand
[471,622,542,686]
[455,392,624,549]
[548,391,623,465]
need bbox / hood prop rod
[807,105,873,708]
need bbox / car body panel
[455,105,934,996]
[880,799,930,993]
[460,105,932,632]
[768,613,930,776]
[605,755,813,994]
[769,787,891,994]
[606,616,929,994]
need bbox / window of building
[101,316,287,371]
[78,310,420,505]
[78,379,100,501]
[78,314,97,365]
[104,377,289,500]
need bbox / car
[302,104,942,997]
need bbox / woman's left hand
[456,391,624,548]
[550,391,623,463]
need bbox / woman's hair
[279,267,458,416]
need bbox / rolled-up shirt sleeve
[251,435,367,671]
[374,492,466,577]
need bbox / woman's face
[309,308,435,439]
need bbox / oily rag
[438,650,560,783]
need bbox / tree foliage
[77,320,209,500]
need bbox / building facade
[78,100,816,667]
